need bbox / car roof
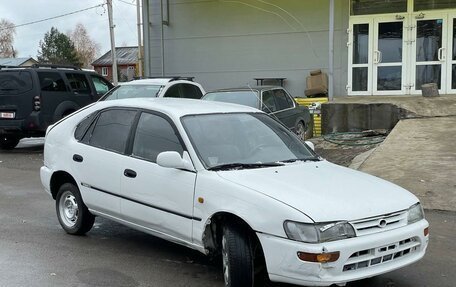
[207,85,282,93]
[94,98,260,117]
[120,78,195,86]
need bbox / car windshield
[203,91,259,109]
[102,84,163,101]
[181,113,318,170]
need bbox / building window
[415,0,456,11]
[350,0,407,15]
[101,67,108,76]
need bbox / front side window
[102,84,163,101]
[66,73,90,94]
[182,113,316,169]
[91,75,112,95]
[132,113,184,162]
[203,91,260,109]
[38,71,67,92]
[87,109,137,153]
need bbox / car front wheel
[222,224,255,287]
[56,183,95,235]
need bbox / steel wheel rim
[222,236,230,285]
[59,190,79,228]
[296,122,306,140]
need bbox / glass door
[411,14,448,94]
[446,14,456,93]
[373,17,407,94]
[348,19,373,95]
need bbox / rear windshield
[102,84,163,101]
[203,91,260,109]
[0,71,33,95]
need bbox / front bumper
[40,165,53,198]
[258,219,429,286]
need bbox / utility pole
[136,0,143,78]
[107,0,118,85]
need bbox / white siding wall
[145,0,349,97]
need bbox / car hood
[216,160,418,222]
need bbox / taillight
[33,95,41,111]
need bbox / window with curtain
[351,0,407,15]
[414,0,456,11]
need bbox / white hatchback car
[40,98,429,287]
[99,77,205,101]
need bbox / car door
[271,88,298,130]
[64,72,95,106]
[120,111,196,242]
[72,108,138,218]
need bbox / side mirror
[305,141,315,151]
[157,151,194,171]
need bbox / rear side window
[163,85,181,98]
[74,112,97,141]
[273,89,293,110]
[182,84,203,99]
[87,109,137,153]
[132,113,184,162]
[0,71,33,95]
[66,73,90,94]
[37,71,67,92]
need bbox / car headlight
[284,221,356,243]
[407,203,424,224]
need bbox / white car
[40,98,429,287]
[99,77,205,101]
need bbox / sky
[0,0,138,59]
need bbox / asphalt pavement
[0,139,455,287]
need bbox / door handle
[374,50,381,64]
[124,169,137,178]
[73,154,83,163]
[438,47,445,61]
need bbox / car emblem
[378,219,387,228]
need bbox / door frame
[410,12,448,95]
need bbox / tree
[37,27,81,66]
[68,23,100,68]
[0,19,17,58]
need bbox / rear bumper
[258,219,429,286]
[40,165,53,198]
[0,112,45,136]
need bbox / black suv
[0,64,113,149]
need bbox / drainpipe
[160,0,165,76]
[328,0,335,101]
[142,0,151,77]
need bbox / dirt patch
[309,137,379,167]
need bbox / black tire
[0,136,20,150]
[222,224,255,287]
[55,183,95,235]
[305,117,314,140]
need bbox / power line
[0,3,106,32]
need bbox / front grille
[343,237,420,272]
[350,211,408,236]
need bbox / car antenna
[246,83,281,122]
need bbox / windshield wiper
[208,162,284,171]
[280,157,321,163]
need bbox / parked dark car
[0,64,113,149]
[202,86,313,140]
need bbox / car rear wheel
[0,136,20,150]
[56,183,95,235]
[222,224,255,287]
